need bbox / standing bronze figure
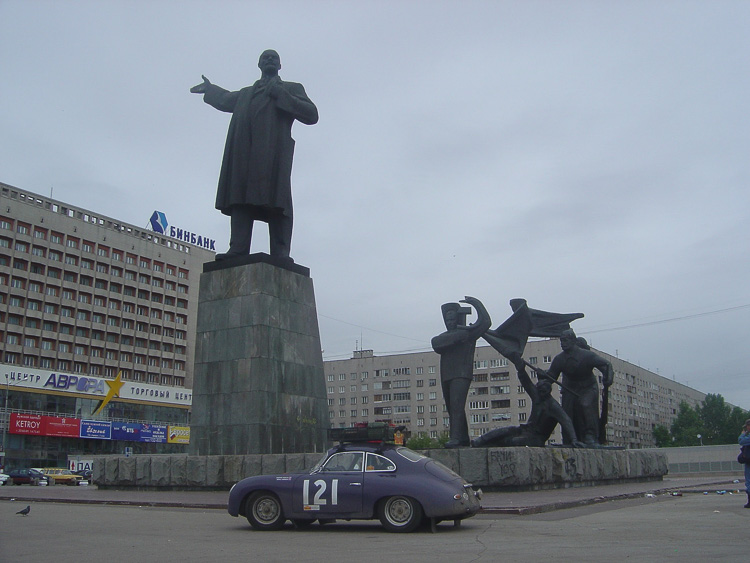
[191,50,318,261]
[547,329,613,446]
[431,296,491,448]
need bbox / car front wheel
[378,496,423,533]
[245,491,285,531]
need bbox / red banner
[44,416,81,438]
[10,413,44,435]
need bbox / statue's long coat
[203,78,318,219]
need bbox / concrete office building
[0,182,215,469]
[324,340,708,449]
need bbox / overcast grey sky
[2,1,749,409]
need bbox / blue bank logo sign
[149,211,216,251]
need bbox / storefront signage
[140,424,168,443]
[45,416,81,438]
[168,426,191,444]
[10,413,43,435]
[112,422,141,441]
[80,420,112,440]
[149,210,216,250]
[9,414,189,444]
[3,367,191,407]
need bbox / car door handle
[349,482,362,486]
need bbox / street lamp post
[697,433,703,446]
[1,374,9,468]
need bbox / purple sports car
[228,441,482,532]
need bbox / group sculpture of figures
[432,297,613,449]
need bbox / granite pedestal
[189,254,329,455]
[93,447,668,490]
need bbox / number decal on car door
[302,479,339,510]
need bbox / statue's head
[441,303,470,330]
[536,380,552,400]
[258,50,281,74]
[560,329,577,351]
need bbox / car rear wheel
[378,496,423,533]
[245,491,285,531]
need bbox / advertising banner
[2,367,192,407]
[140,423,167,443]
[167,426,190,444]
[9,413,43,435]
[45,416,81,438]
[112,422,141,441]
[80,420,112,440]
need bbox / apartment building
[324,340,707,449]
[0,182,215,468]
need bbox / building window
[469,401,489,410]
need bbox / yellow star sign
[93,371,125,416]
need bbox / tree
[669,401,703,446]
[652,425,672,447]
[663,395,750,447]
[698,394,731,445]
[728,406,750,442]
[406,431,450,450]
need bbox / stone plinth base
[92,447,668,490]
[189,254,329,455]
[429,446,668,491]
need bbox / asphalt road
[1,492,747,562]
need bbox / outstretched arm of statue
[461,296,492,338]
[198,80,240,113]
[514,362,539,402]
[190,75,211,94]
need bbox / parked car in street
[8,468,49,486]
[228,425,482,532]
[40,468,88,485]
[0,471,9,485]
[74,469,93,480]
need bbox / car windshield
[309,453,329,473]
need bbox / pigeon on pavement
[16,505,31,516]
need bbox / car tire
[378,496,423,533]
[245,491,285,531]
